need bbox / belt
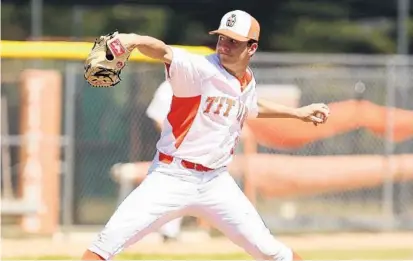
[158,152,213,172]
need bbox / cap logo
[226,13,236,27]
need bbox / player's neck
[222,63,248,80]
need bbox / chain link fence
[71,62,166,224]
[249,53,413,232]
[1,53,412,233]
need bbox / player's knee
[87,229,126,260]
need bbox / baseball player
[82,10,329,261]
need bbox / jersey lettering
[203,97,215,113]
[213,97,225,115]
[204,96,247,119]
[223,99,235,117]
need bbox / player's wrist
[276,105,301,119]
[292,108,304,119]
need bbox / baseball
[315,112,325,121]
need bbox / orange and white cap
[209,10,260,42]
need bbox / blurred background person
[145,79,183,242]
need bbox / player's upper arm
[164,46,212,97]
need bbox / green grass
[6,248,413,260]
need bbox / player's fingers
[317,107,329,116]
[314,110,329,122]
[310,115,323,123]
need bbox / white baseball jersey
[146,81,173,124]
[156,47,259,169]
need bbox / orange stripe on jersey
[236,69,253,89]
[167,95,201,148]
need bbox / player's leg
[199,171,303,261]
[81,168,196,260]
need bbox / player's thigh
[89,171,194,259]
[200,172,293,261]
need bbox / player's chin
[218,53,235,64]
[218,52,229,59]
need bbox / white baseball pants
[88,154,293,261]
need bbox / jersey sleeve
[165,47,210,97]
[146,81,173,123]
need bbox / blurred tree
[1,0,412,54]
[1,4,31,40]
[273,19,395,53]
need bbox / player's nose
[217,44,230,54]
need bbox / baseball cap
[209,10,260,42]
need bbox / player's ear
[247,41,258,57]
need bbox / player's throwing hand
[296,103,330,126]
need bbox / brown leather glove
[84,31,136,87]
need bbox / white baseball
[315,112,325,122]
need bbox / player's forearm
[130,34,172,63]
[257,99,300,119]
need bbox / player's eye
[218,35,239,46]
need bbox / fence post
[1,97,13,199]
[383,57,396,230]
[62,62,77,231]
[18,69,62,235]
[394,55,411,222]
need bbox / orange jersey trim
[236,69,252,89]
[167,95,202,148]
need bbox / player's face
[216,35,258,66]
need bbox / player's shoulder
[169,46,209,61]
[172,46,216,66]
[203,53,230,77]
[205,53,220,66]
[189,52,220,79]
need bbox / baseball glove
[84,31,136,88]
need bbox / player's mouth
[218,51,231,56]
